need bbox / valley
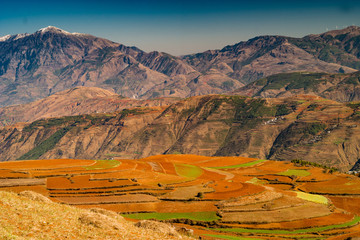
[1,155,360,239]
[1,25,360,239]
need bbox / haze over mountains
[1,26,360,107]
[2,26,360,171]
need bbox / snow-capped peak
[0,33,29,42]
[38,26,71,34]
[0,35,11,42]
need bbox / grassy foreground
[0,191,193,240]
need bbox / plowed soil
[0,154,359,239]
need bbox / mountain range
[2,26,360,171]
[1,26,360,107]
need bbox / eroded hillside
[1,95,360,171]
[0,86,179,126]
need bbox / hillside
[1,94,360,171]
[0,26,196,106]
[232,71,360,102]
[288,26,360,70]
[1,26,360,106]
[0,86,179,126]
[183,27,360,84]
[0,190,192,239]
[1,155,360,239]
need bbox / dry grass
[0,191,194,240]
[18,191,52,203]
[135,220,180,237]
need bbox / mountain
[1,26,360,107]
[1,94,360,171]
[182,26,360,84]
[287,26,360,70]
[0,86,179,126]
[232,71,360,102]
[0,26,197,106]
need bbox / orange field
[1,154,360,239]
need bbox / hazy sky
[1,0,360,55]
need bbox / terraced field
[1,155,360,239]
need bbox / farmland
[1,155,360,239]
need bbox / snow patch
[0,33,29,42]
[38,26,71,35]
[37,26,86,36]
[13,33,29,41]
[0,35,11,42]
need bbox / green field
[122,211,220,221]
[83,160,121,170]
[211,159,266,169]
[211,216,360,234]
[174,164,203,178]
[295,191,328,205]
[278,169,310,177]
[246,177,266,185]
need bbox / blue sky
[1,0,360,55]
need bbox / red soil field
[0,159,95,170]
[204,182,265,200]
[228,212,354,229]
[78,201,219,213]
[328,196,360,215]
[55,194,159,205]
[301,175,360,194]
[191,156,259,168]
[0,154,360,239]
[0,185,49,196]
[0,169,29,178]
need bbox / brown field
[79,201,219,213]
[221,202,331,223]
[1,154,360,239]
[226,211,354,229]
[55,194,159,205]
[329,196,360,215]
[0,169,29,178]
[0,178,45,187]
[300,175,360,194]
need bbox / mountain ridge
[232,71,360,102]
[1,26,360,107]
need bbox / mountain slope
[232,71,360,102]
[1,26,360,107]
[1,94,360,171]
[288,26,360,70]
[0,26,195,106]
[183,27,360,84]
[0,86,179,126]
